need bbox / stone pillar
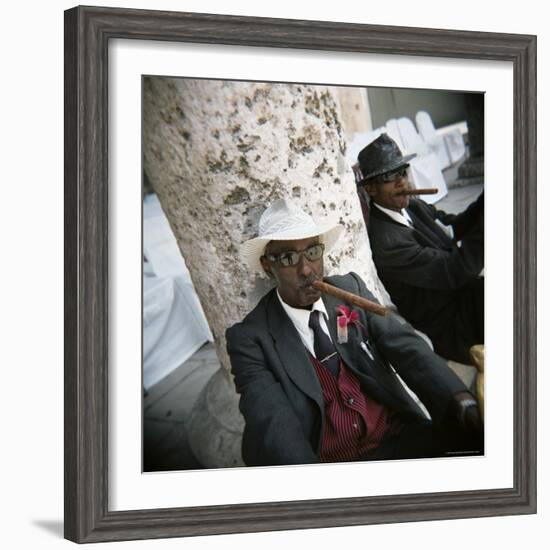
[143,78,389,467]
[331,86,373,142]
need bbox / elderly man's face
[260,236,324,309]
[365,168,411,212]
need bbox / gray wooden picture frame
[64,5,537,543]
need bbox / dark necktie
[309,310,340,377]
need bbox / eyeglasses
[264,243,325,267]
[377,168,407,183]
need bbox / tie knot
[309,310,321,329]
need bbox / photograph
[142,77,485,472]
[60,3,537,544]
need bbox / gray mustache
[300,276,319,289]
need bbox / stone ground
[143,343,220,471]
[143,158,484,472]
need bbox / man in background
[356,134,484,365]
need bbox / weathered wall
[332,86,372,140]
[143,78,389,374]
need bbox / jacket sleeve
[425,203,457,227]
[373,221,483,290]
[448,190,484,242]
[349,273,468,425]
[423,191,483,242]
[226,324,319,466]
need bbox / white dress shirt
[276,290,332,357]
[373,202,455,239]
[373,202,413,227]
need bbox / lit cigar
[312,280,388,317]
[398,188,439,196]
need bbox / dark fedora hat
[356,133,416,184]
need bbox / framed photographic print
[64,5,536,543]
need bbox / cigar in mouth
[312,280,388,317]
[397,188,439,196]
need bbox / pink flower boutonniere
[336,305,363,343]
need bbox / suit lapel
[370,202,450,250]
[266,292,324,411]
[322,291,360,372]
[322,286,385,393]
[407,208,452,249]
[266,285,380,409]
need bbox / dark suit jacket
[226,273,467,466]
[367,196,484,361]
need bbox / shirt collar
[276,289,328,326]
[276,289,332,355]
[373,202,413,227]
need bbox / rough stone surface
[143,77,390,374]
[143,78,395,468]
[332,86,372,141]
[187,368,245,468]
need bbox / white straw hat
[240,198,344,273]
